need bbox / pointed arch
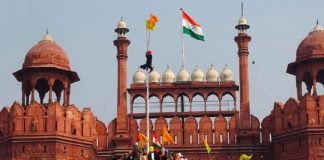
[162,94,175,113]
[133,95,145,114]
[206,93,220,111]
[192,93,205,112]
[177,94,190,112]
[221,92,235,111]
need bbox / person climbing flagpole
[180,8,205,66]
[140,14,158,153]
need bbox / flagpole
[147,30,151,51]
[146,70,150,154]
[180,8,185,67]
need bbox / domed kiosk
[13,32,80,106]
[287,22,324,98]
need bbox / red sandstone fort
[0,13,323,160]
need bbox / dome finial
[42,29,53,41]
[241,2,244,17]
[312,19,324,32]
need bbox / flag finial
[241,2,244,17]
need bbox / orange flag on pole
[138,132,148,149]
[162,126,175,144]
[146,14,158,30]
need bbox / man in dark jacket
[140,50,153,72]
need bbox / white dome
[238,16,248,25]
[176,66,190,82]
[162,65,175,83]
[220,65,233,82]
[206,64,219,82]
[117,19,127,29]
[149,68,161,83]
[191,66,204,82]
[132,68,146,84]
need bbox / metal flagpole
[180,8,185,67]
[146,71,150,153]
[146,28,151,153]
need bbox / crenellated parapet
[265,94,324,159]
[0,101,105,159]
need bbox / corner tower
[113,18,131,148]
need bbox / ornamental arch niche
[184,116,198,145]
[199,116,213,144]
[169,116,182,146]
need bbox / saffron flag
[202,137,211,153]
[239,153,253,160]
[181,9,205,41]
[146,14,158,30]
[152,132,161,150]
[162,126,175,144]
[138,132,148,149]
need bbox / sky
[0,1,323,124]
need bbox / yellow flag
[239,153,253,160]
[202,137,211,153]
[146,14,158,30]
[138,132,148,149]
[162,126,175,144]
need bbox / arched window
[317,69,324,95]
[206,94,219,111]
[53,80,64,103]
[35,78,49,104]
[191,93,204,112]
[162,95,175,113]
[177,94,190,112]
[149,95,160,113]
[133,96,145,114]
[221,93,235,111]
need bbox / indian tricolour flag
[182,10,205,41]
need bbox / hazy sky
[0,1,323,124]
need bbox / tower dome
[206,64,219,82]
[162,65,175,83]
[23,33,71,71]
[191,66,204,82]
[176,66,190,82]
[220,65,233,82]
[149,68,161,83]
[296,23,324,62]
[132,68,146,84]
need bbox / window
[22,146,25,153]
[44,145,47,153]
[72,128,77,135]
[55,121,58,131]
[174,135,177,144]
[190,134,192,144]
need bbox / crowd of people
[112,143,187,160]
